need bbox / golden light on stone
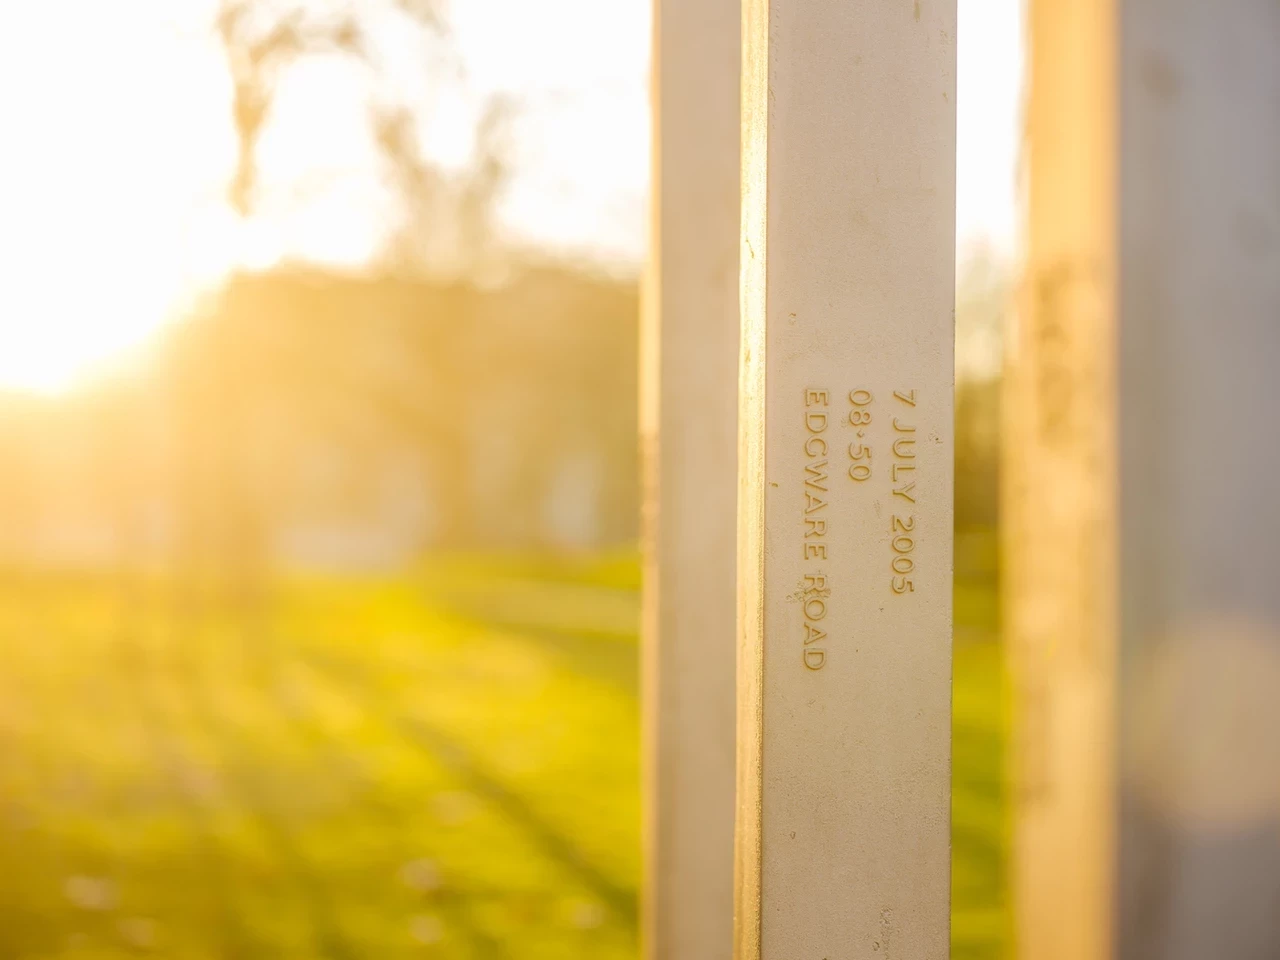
[735,1,955,956]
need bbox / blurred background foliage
[0,0,1010,957]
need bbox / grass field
[0,539,1004,959]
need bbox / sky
[0,0,1023,393]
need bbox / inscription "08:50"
[847,389,872,482]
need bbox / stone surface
[1005,1,1118,957]
[641,0,740,957]
[1118,2,1280,956]
[1009,1,1280,958]
[736,1,956,956]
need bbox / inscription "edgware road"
[801,388,831,671]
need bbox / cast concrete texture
[1009,1,1280,957]
[642,1,740,958]
[737,0,956,956]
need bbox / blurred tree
[955,246,1011,531]
[174,0,529,578]
[0,0,640,582]
[376,95,517,278]
[215,0,513,279]
[956,244,1008,382]
[133,260,639,575]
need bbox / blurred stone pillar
[1009,1,1280,957]
[640,0,739,957]
[736,0,955,957]
[1007,0,1118,957]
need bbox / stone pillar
[1010,1,1280,958]
[735,0,956,956]
[641,0,739,958]
[1006,0,1118,957]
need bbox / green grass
[0,542,1004,959]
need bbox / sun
[0,1,420,396]
[0,1,239,395]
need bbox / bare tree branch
[213,0,507,278]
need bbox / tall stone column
[1009,1,1280,957]
[1006,0,1118,957]
[736,1,956,956]
[641,1,740,957]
